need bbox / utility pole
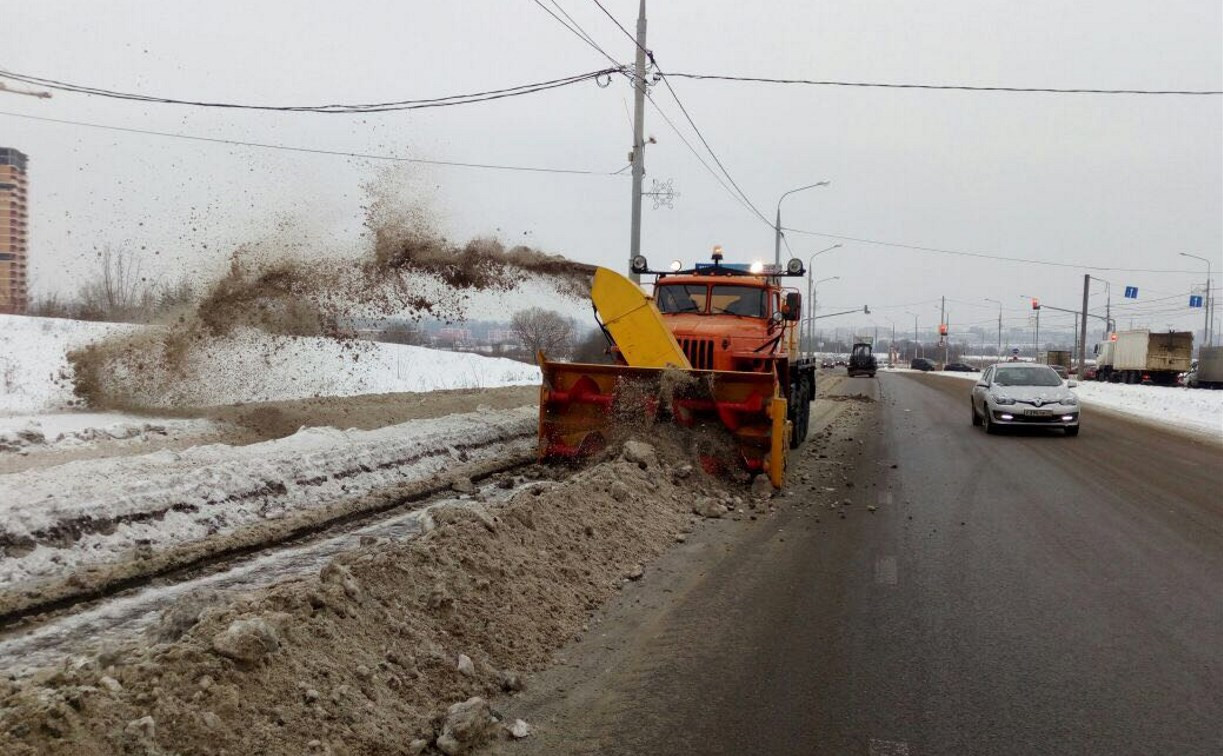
[939,296,946,367]
[1035,308,1040,361]
[1078,274,1090,378]
[627,0,648,284]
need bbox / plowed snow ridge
[0,407,537,590]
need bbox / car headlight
[991,395,1016,405]
[1062,394,1078,405]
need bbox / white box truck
[1096,330,1193,385]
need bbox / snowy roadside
[0,412,217,454]
[910,369,1223,440]
[0,441,737,755]
[0,407,537,593]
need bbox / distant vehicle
[910,357,936,371]
[1049,365,1069,380]
[848,342,877,378]
[835,359,848,367]
[1094,330,1193,385]
[1041,350,1072,370]
[943,362,975,372]
[1188,346,1223,389]
[1082,365,1099,381]
[970,363,1080,436]
[821,360,834,369]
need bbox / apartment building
[0,147,29,314]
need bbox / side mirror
[783,292,801,321]
[1067,380,1078,388]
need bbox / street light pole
[1181,252,1213,347]
[774,181,830,264]
[984,298,1003,363]
[803,243,841,355]
[905,311,919,358]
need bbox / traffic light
[938,323,948,336]
[1031,298,1041,310]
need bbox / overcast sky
[3,0,1220,339]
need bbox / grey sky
[3,0,1220,339]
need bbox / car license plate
[1024,409,1052,417]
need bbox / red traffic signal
[938,323,948,336]
[1031,298,1041,310]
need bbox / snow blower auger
[538,250,819,489]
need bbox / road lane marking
[874,556,898,586]
[869,738,910,755]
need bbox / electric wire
[0,66,621,113]
[0,110,630,176]
[780,227,1201,274]
[664,72,1223,97]
[529,0,624,70]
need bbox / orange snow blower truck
[538,248,818,488]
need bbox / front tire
[1065,425,1080,437]
[971,400,982,426]
[984,409,999,434]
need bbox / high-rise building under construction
[0,147,30,314]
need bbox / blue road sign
[1012,347,1020,355]
[1124,286,1139,299]
[1189,295,1204,308]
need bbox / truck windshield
[655,284,706,313]
[709,285,767,318]
[993,367,1062,387]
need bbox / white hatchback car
[971,364,1080,436]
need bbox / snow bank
[0,315,138,414]
[0,412,217,453]
[1,314,540,412]
[0,406,536,590]
[88,325,541,407]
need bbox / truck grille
[680,338,715,369]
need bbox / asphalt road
[496,371,1223,756]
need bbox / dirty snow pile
[0,406,536,591]
[0,315,138,414]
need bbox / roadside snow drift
[0,315,137,414]
[74,325,541,408]
[0,314,540,412]
[0,406,537,591]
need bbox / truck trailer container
[1096,330,1193,385]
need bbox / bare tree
[511,308,574,361]
[77,247,157,322]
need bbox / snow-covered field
[0,406,536,591]
[899,368,1223,439]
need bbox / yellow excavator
[538,250,817,488]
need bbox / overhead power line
[529,0,624,69]
[781,226,1200,274]
[0,66,622,113]
[0,110,629,176]
[665,72,1223,97]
